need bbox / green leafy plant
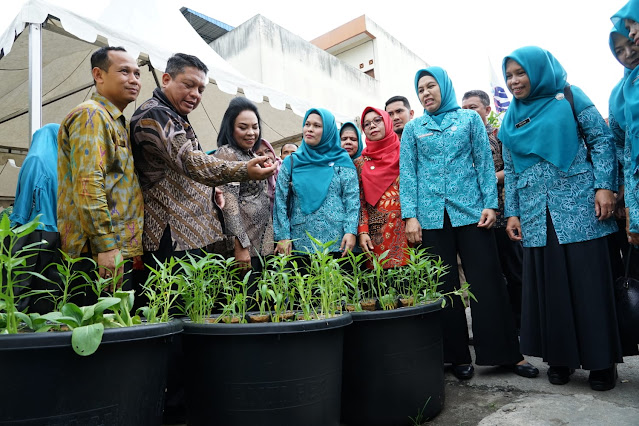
[219,269,253,324]
[399,247,446,304]
[44,251,92,311]
[361,250,393,309]
[303,234,347,319]
[178,252,224,323]
[408,396,432,426]
[0,215,48,334]
[137,255,182,323]
[44,290,141,356]
[176,252,242,324]
[339,246,473,311]
[342,250,369,311]
[252,253,302,322]
[397,246,475,308]
[290,260,313,319]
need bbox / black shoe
[506,361,539,378]
[589,365,617,391]
[452,364,474,380]
[547,366,575,385]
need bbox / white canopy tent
[0,0,324,154]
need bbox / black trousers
[521,212,624,370]
[494,227,524,329]
[420,212,522,366]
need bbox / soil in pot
[359,299,378,311]
[399,297,414,307]
[247,313,270,323]
[279,311,296,321]
[206,315,243,324]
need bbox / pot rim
[0,319,183,351]
[349,298,443,321]
[182,312,353,336]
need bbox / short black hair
[91,46,127,72]
[165,53,208,78]
[462,90,490,107]
[217,97,262,151]
[280,143,297,155]
[385,95,411,110]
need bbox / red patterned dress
[355,156,410,269]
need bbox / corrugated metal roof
[180,7,233,44]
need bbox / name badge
[515,118,531,129]
[418,132,434,138]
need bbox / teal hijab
[414,66,460,125]
[499,46,593,174]
[340,121,363,159]
[285,108,355,214]
[609,29,632,129]
[612,0,639,36]
[613,2,639,172]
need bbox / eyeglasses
[362,116,383,131]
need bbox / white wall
[212,15,379,123]
[211,15,429,122]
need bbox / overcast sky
[177,0,627,117]
[2,0,629,117]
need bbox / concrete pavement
[428,348,639,425]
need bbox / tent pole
[28,23,43,143]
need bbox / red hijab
[360,107,400,206]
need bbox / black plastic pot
[182,314,352,426]
[0,320,183,426]
[341,301,444,426]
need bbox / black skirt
[520,212,623,370]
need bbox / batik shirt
[57,93,144,259]
[273,161,359,253]
[215,145,274,257]
[355,157,409,269]
[130,88,249,252]
[486,123,507,228]
[504,106,617,246]
[399,109,497,229]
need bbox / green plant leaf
[94,297,121,314]
[13,215,42,238]
[39,312,63,322]
[61,303,83,325]
[55,316,81,328]
[81,305,96,322]
[0,213,14,238]
[14,312,32,329]
[71,323,104,356]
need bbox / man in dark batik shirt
[131,53,276,261]
[130,52,276,424]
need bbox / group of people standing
[34,3,638,412]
